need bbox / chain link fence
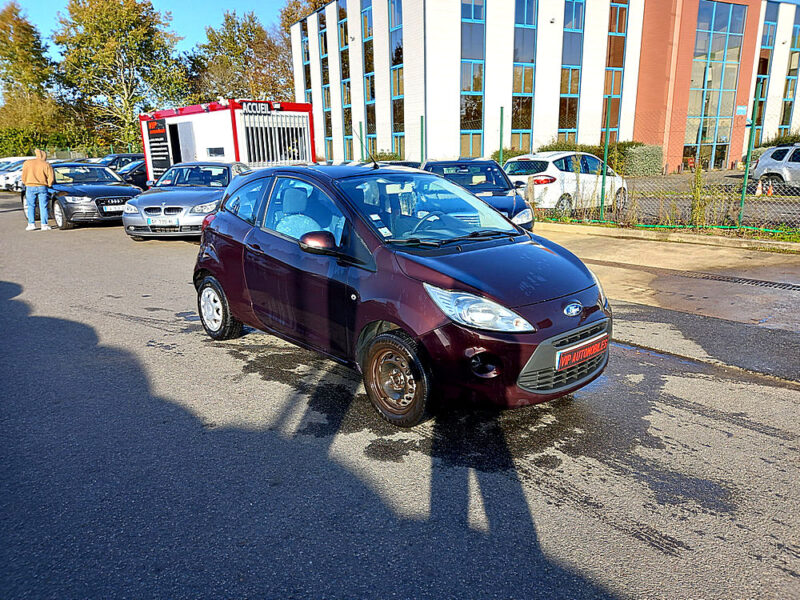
[42,144,138,159]
[526,165,800,236]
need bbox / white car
[0,159,34,191]
[503,152,627,212]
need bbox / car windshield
[427,163,512,192]
[504,160,548,175]
[157,166,229,187]
[54,166,122,184]
[118,159,143,175]
[337,173,518,244]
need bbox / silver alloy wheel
[200,287,223,331]
[53,202,64,228]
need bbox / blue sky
[19,0,289,57]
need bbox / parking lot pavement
[1,192,798,598]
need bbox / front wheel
[363,331,431,427]
[52,201,73,230]
[197,276,243,340]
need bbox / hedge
[624,144,663,176]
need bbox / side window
[773,148,791,161]
[263,178,346,245]
[554,155,577,172]
[223,178,269,224]
[581,155,603,175]
[788,148,800,163]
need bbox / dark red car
[194,165,611,427]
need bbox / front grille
[150,226,179,232]
[518,353,606,392]
[95,196,129,208]
[164,207,183,215]
[181,225,201,232]
[71,211,97,219]
[143,207,161,216]
[552,322,606,349]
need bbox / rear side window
[504,160,548,175]
[553,155,578,172]
[771,148,789,161]
[581,155,603,175]
[224,178,269,224]
[789,149,800,163]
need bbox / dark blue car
[421,159,533,230]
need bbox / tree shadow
[0,279,616,598]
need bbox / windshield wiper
[385,237,443,247]
[440,229,513,244]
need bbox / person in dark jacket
[21,149,55,231]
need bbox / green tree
[0,1,53,92]
[54,0,188,146]
[278,0,329,39]
[191,11,296,103]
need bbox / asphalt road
[1,193,799,599]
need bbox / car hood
[472,189,525,215]
[395,234,595,308]
[132,187,224,207]
[52,182,141,197]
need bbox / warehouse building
[291,0,800,171]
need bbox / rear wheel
[555,195,572,215]
[614,188,627,213]
[362,331,431,427]
[197,276,242,340]
[761,174,784,183]
[52,201,72,230]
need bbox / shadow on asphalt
[0,280,618,598]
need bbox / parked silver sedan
[122,162,250,240]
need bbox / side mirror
[299,230,338,255]
[146,180,155,188]
[514,180,526,188]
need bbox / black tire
[52,200,73,230]
[362,330,431,427]
[197,276,243,340]
[555,195,572,214]
[614,188,627,213]
[761,174,784,183]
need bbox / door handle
[246,242,262,253]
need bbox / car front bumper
[62,201,126,222]
[122,210,207,237]
[416,287,611,408]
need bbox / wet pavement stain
[223,338,740,518]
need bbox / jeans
[26,186,49,225]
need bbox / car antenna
[355,130,380,169]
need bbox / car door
[242,176,357,359]
[553,155,579,206]
[784,148,800,184]
[580,154,606,208]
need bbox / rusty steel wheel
[363,331,431,427]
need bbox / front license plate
[555,333,609,371]
[147,217,178,226]
[103,205,124,212]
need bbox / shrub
[624,145,663,176]
[490,147,530,165]
[362,150,401,162]
[757,131,800,148]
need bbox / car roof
[233,163,427,186]
[54,162,114,168]
[422,158,498,165]
[169,161,238,168]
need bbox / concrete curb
[534,222,800,253]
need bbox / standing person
[21,149,55,231]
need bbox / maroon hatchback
[194,164,611,427]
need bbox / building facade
[292,0,800,171]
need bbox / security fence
[40,144,139,159]
[525,164,800,236]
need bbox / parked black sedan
[117,159,148,189]
[22,163,142,230]
[96,153,144,171]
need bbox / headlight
[63,196,92,203]
[190,201,218,214]
[423,283,535,332]
[589,269,608,307]
[511,208,532,224]
[123,203,138,214]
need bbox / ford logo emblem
[564,302,582,317]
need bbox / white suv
[752,145,800,185]
[503,151,627,211]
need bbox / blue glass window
[390,0,404,157]
[558,0,584,141]
[461,0,485,157]
[511,0,536,152]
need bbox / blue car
[421,159,533,230]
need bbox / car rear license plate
[103,205,124,212]
[147,217,178,226]
[555,333,609,371]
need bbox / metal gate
[242,111,312,167]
